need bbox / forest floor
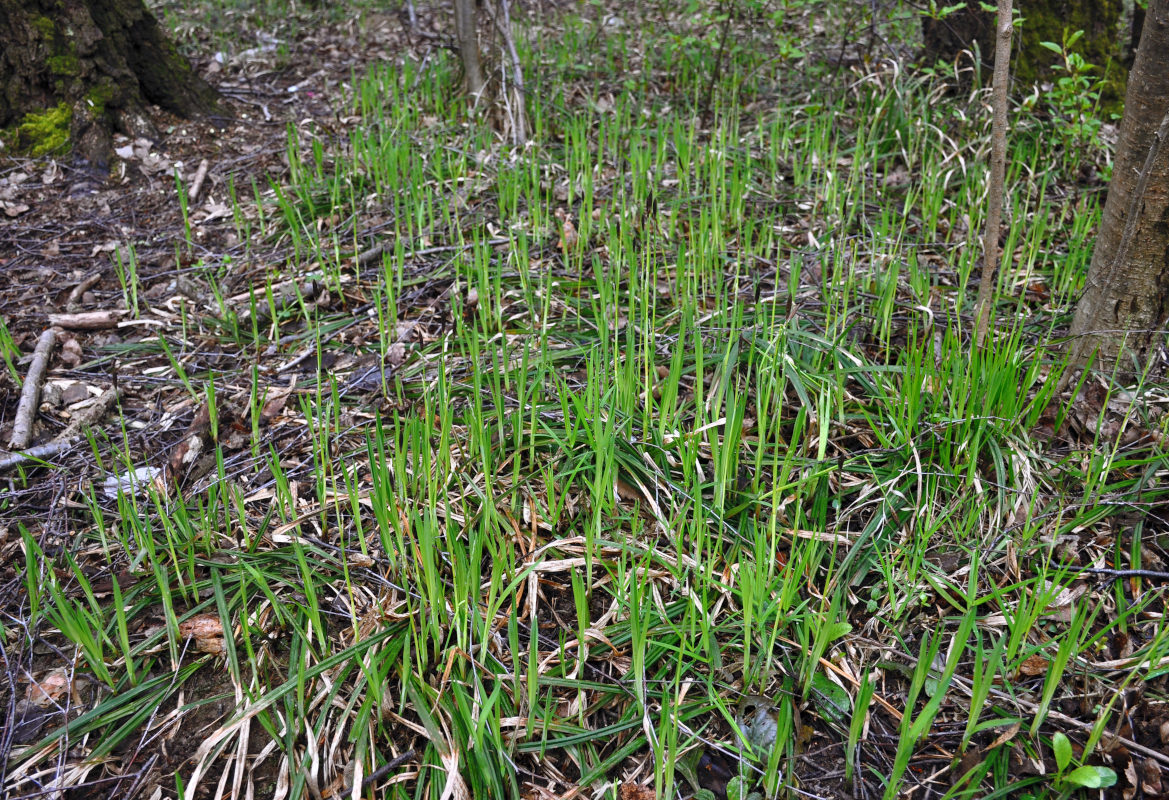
[1,1,1168,799]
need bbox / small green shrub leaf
[1063,765,1117,789]
[1052,733,1072,772]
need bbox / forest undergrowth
[1,1,1167,799]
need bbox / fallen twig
[332,749,416,798]
[9,328,58,449]
[355,237,510,266]
[1071,566,1169,582]
[0,439,73,471]
[65,272,103,311]
[188,158,210,202]
[0,387,120,471]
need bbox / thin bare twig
[1070,566,1169,582]
[356,237,510,267]
[334,749,416,797]
[9,328,58,450]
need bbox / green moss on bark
[86,81,119,117]
[17,103,72,156]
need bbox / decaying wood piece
[9,328,58,449]
[188,158,210,202]
[47,310,126,329]
[65,273,103,311]
[0,387,120,471]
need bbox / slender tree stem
[972,0,1013,348]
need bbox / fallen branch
[9,328,58,449]
[0,387,120,471]
[47,310,126,330]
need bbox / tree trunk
[0,0,222,172]
[1067,0,1169,380]
[453,0,486,99]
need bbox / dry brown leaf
[26,669,71,707]
[261,386,294,425]
[619,783,656,800]
[1124,760,1139,800]
[1017,655,1049,676]
[987,721,1020,750]
[179,614,227,654]
[555,208,579,252]
[1139,757,1162,794]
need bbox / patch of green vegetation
[17,103,71,157]
[86,82,118,117]
[7,4,1164,800]
[29,14,55,38]
[47,51,80,76]
[1015,0,1126,112]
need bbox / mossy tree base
[0,0,224,171]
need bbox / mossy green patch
[46,52,80,76]
[30,15,55,38]
[17,103,72,157]
[87,82,119,117]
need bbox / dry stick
[48,310,126,330]
[188,158,211,203]
[65,272,102,310]
[355,237,510,267]
[0,387,120,471]
[9,328,58,450]
[334,750,416,798]
[238,279,324,327]
[972,0,1013,349]
[401,0,418,35]
[702,6,735,113]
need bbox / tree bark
[0,0,223,171]
[1067,0,1169,381]
[453,0,486,100]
